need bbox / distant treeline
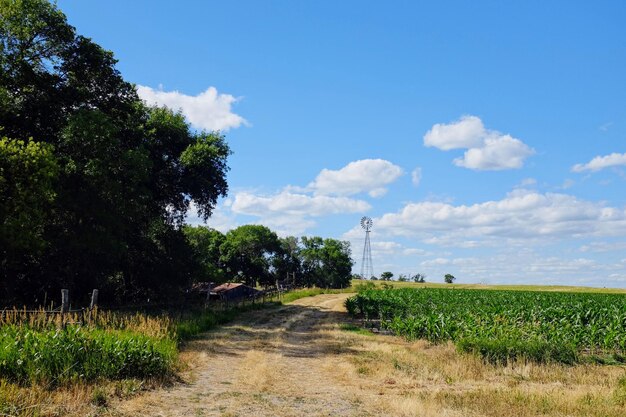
[184,225,353,290]
[0,1,352,306]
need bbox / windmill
[360,216,373,280]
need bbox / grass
[279,287,352,304]
[350,278,626,294]
[0,300,280,416]
[347,287,626,364]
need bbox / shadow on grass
[184,302,360,359]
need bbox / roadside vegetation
[347,287,626,364]
[0,301,281,416]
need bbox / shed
[210,282,259,301]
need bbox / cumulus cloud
[372,189,626,246]
[454,135,535,170]
[308,159,403,197]
[423,115,534,170]
[230,191,370,236]
[137,85,247,131]
[572,152,626,173]
[424,115,485,150]
[232,191,370,217]
[411,167,422,186]
[185,201,238,232]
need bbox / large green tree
[300,237,353,288]
[183,225,227,284]
[0,0,230,304]
[220,225,280,287]
[272,236,303,286]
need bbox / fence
[0,286,286,327]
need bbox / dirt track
[113,294,626,417]
[116,294,377,417]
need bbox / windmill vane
[359,216,373,279]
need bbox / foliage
[412,273,426,283]
[346,288,626,363]
[0,136,58,298]
[397,274,408,282]
[300,237,353,288]
[183,226,226,283]
[0,325,176,385]
[220,225,281,286]
[0,0,230,304]
[0,300,278,386]
[444,274,456,284]
[380,271,393,281]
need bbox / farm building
[210,283,260,301]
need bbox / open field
[3,286,626,416]
[0,303,278,416]
[351,279,626,294]
[106,293,626,417]
[347,287,626,364]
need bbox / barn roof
[212,282,245,293]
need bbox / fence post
[88,289,98,325]
[90,289,99,309]
[61,289,69,328]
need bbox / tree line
[0,0,352,305]
[184,225,353,289]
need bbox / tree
[412,273,426,283]
[0,136,58,300]
[220,225,280,287]
[0,0,231,304]
[380,271,394,281]
[444,274,456,284]
[300,237,353,288]
[183,226,226,283]
[272,236,303,287]
[397,274,408,282]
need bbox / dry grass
[351,278,626,294]
[112,293,626,417]
[5,293,626,416]
[331,318,626,417]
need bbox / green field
[350,278,626,294]
[346,287,626,364]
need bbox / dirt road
[116,294,379,417]
[114,293,626,417]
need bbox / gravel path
[115,294,375,417]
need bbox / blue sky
[58,1,626,287]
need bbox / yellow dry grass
[4,293,626,416]
[115,293,626,417]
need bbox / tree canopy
[0,0,355,304]
[0,0,230,304]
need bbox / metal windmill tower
[360,216,373,279]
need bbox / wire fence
[0,285,287,327]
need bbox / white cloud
[420,258,451,267]
[372,189,626,246]
[519,178,537,187]
[572,152,626,173]
[308,159,403,197]
[423,115,485,150]
[411,167,422,186]
[137,85,247,131]
[230,190,370,236]
[579,241,626,253]
[185,201,238,233]
[423,115,534,170]
[232,191,370,217]
[453,134,534,170]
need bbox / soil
[114,294,378,417]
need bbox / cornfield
[346,288,626,364]
[0,304,270,385]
